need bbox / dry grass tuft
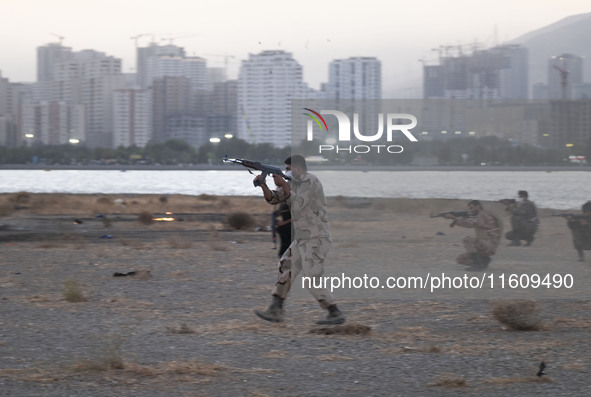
[309,323,372,336]
[492,300,544,331]
[60,233,88,249]
[167,323,196,334]
[62,280,87,302]
[72,335,125,372]
[101,215,112,228]
[0,204,15,216]
[207,225,229,251]
[226,211,255,230]
[429,373,468,388]
[119,238,144,249]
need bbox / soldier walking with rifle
[441,200,502,271]
[250,155,345,325]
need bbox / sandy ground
[1,193,591,396]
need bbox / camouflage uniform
[454,211,502,266]
[267,172,335,309]
[505,201,539,244]
[567,217,591,260]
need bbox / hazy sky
[1,0,589,96]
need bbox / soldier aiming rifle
[435,201,502,271]
[554,201,591,261]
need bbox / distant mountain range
[508,12,591,87]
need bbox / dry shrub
[161,360,225,376]
[226,211,255,230]
[491,300,544,331]
[63,280,87,302]
[197,193,218,201]
[309,324,372,336]
[10,191,32,205]
[96,196,113,205]
[138,211,154,225]
[429,374,467,388]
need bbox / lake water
[0,169,589,210]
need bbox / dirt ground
[1,193,591,396]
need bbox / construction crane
[159,34,199,45]
[553,64,570,100]
[49,32,65,45]
[130,33,152,48]
[204,53,238,81]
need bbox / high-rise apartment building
[326,57,382,100]
[237,50,309,147]
[21,101,78,145]
[113,89,152,148]
[37,43,72,82]
[146,56,208,92]
[0,72,23,146]
[151,76,192,143]
[136,43,186,88]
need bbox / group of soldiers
[253,153,589,325]
[441,191,591,270]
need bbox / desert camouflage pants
[456,236,497,266]
[272,237,335,308]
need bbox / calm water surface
[0,169,589,210]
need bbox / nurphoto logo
[303,108,419,155]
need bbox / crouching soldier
[444,200,502,271]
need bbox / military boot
[316,304,346,325]
[254,295,284,323]
[466,253,488,271]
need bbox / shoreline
[0,163,589,172]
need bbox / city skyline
[1,0,590,96]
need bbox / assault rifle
[552,213,589,220]
[499,198,516,205]
[222,156,291,187]
[430,211,470,227]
